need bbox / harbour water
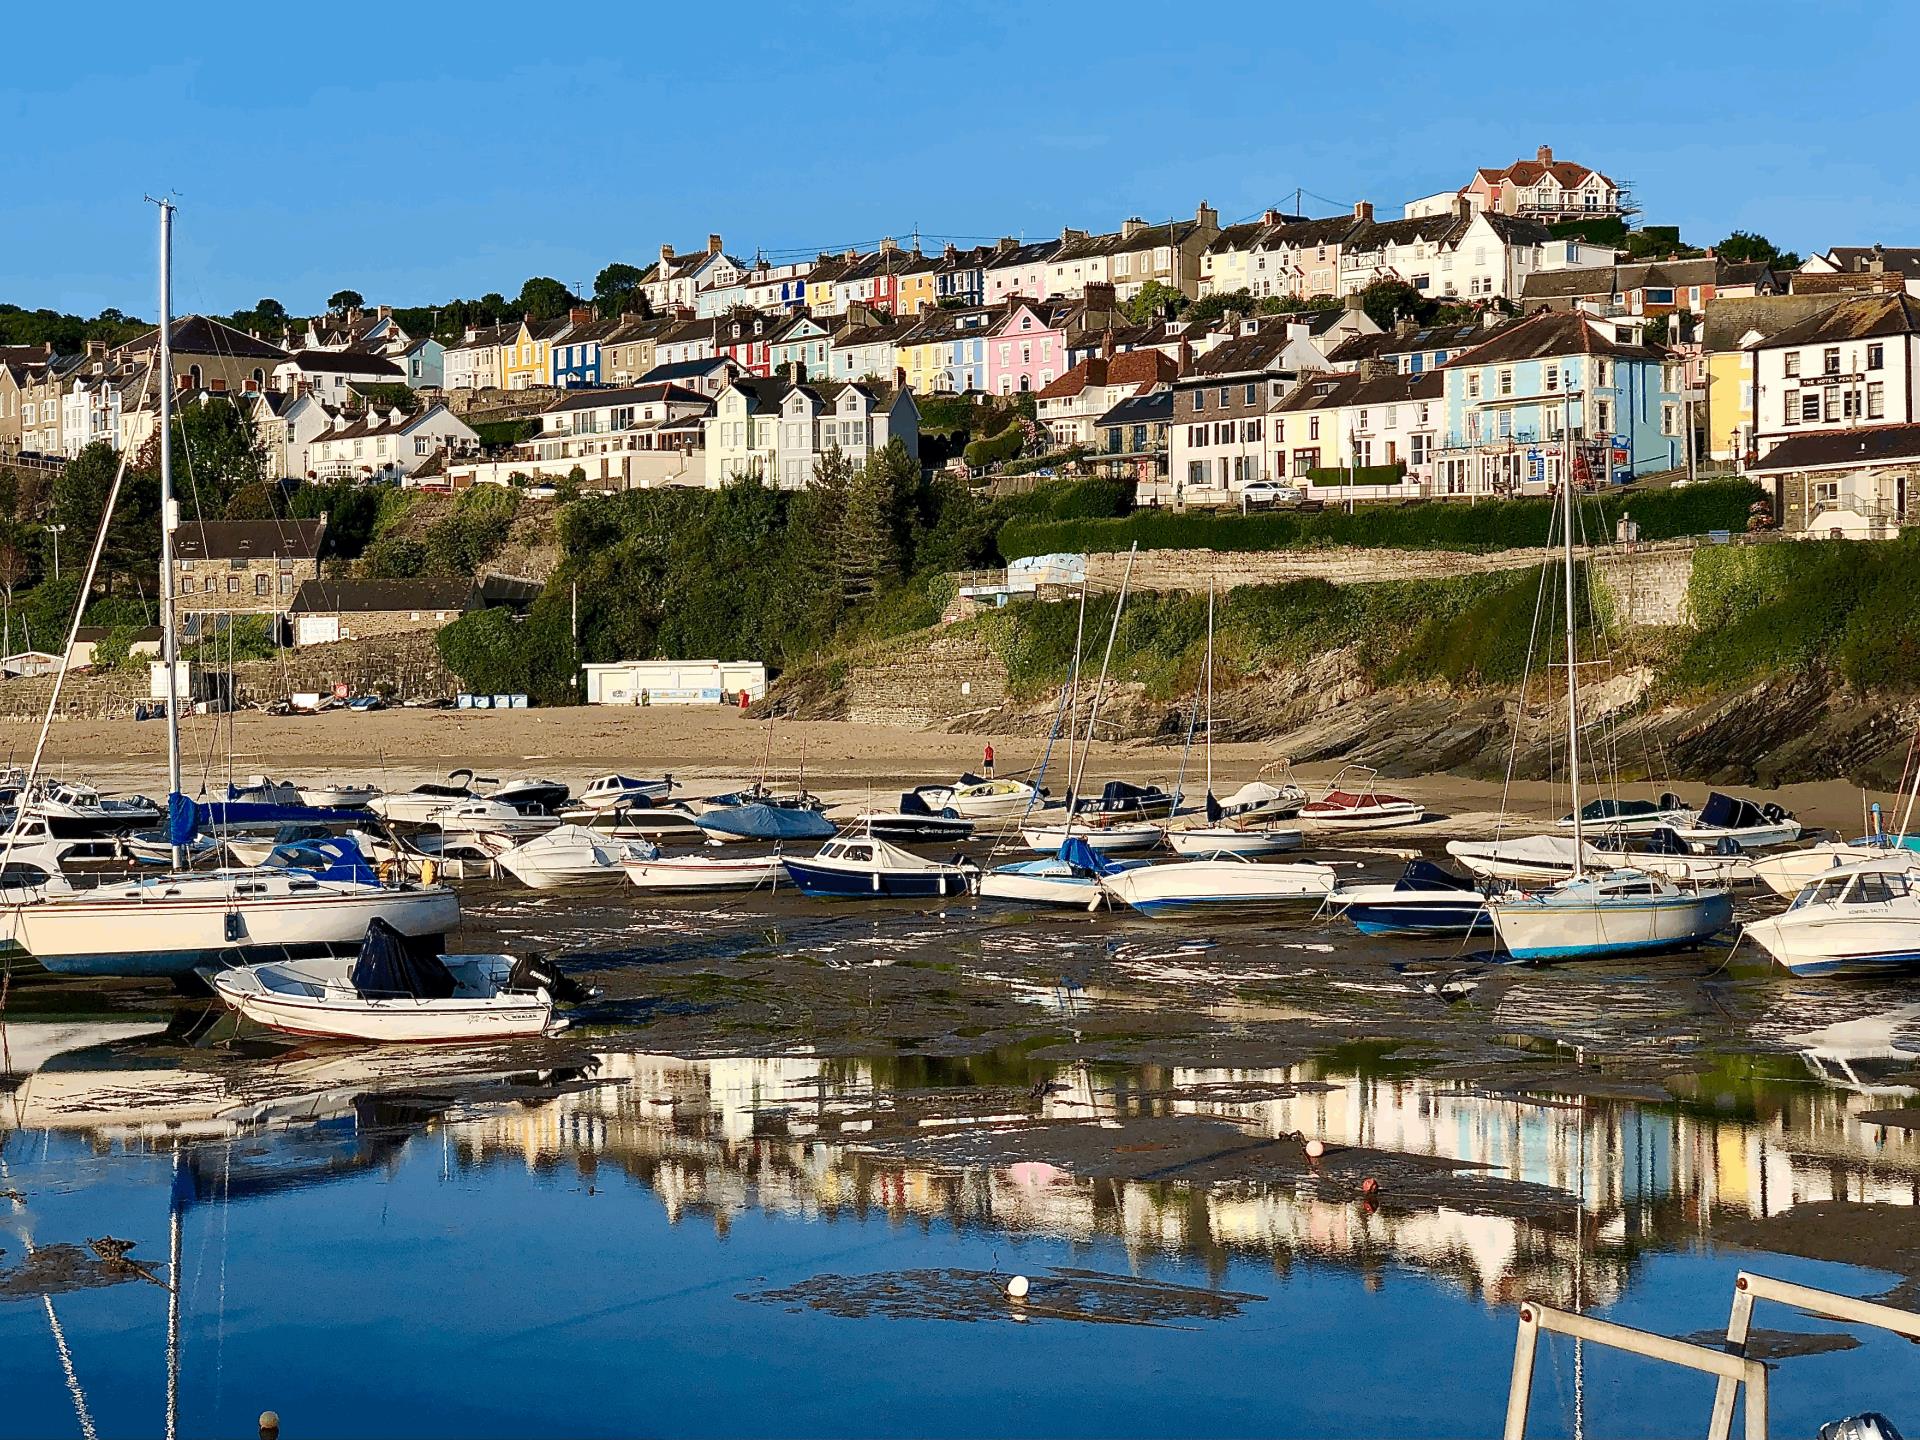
[4,878,1919,1436]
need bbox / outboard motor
[506,954,597,1005]
[1818,1415,1904,1440]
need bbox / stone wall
[845,631,1009,728]
[1079,539,1703,629]
[0,632,459,721]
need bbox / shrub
[963,423,1024,470]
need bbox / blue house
[550,316,623,389]
[1435,310,1681,495]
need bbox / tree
[840,448,909,597]
[1357,279,1429,331]
[593,263,650,316]
[1124,279,1188,324]
[515,277,577,322]
[0,523,29,654]
[327,289,365,314]
[1715,230,1801,271]
[1186,289,1257,325]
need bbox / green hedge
[963,423,1024,470]
[1306,464,1406,487]
[998,479,1763,559]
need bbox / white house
[582,660,766,706]
[274,349,406,402]
[642,237,746,313]
[444,323,514,391]
[302,403,479,483]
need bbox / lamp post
[43,523,66,581]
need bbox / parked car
[1241,481,1303,511]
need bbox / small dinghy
[296,782,382,810]
[121,830,221,866]
[912,774,1047,819]
[1210,779,1307,822]
[622,850,786,893]
[226,821,338,869]
[1099,854,1336,918]
[852,791,977,845]
[1164,825,1300,857]
[564,798,707,840]
[209,918,586,1042]
[1665,791,1800,852]
[783,835,971,899]
[496,825,636,890]
[1327,859,1490,936]
[1299,766,1425,831]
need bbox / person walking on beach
[983,742,995,778]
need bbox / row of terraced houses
[6,146,1920,534]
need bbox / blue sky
[6,0,1917,320]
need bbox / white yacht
[1100,856,1336,917]
[1742,859,1920,977]
[23,779,162,837]
[496,825,635,890]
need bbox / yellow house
[806,252,857,315]
[895,263,938,317]
[501,316,569,390]
[1701,295,1843,463]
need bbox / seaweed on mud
[741,1265,1264,1327]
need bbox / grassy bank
[998,480,1761,560]
[965,565,1586,702]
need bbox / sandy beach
[11,703,1882,835]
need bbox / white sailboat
[9,201,460,981]
[1483,405,1730,962]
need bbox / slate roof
[448,323,516,352]
[1757,292,1920,349]
[1748,424,1920,474]
[1095,390,1175,428]
[1186,329,1301,377]
[174,518,326,562]
[543,382,710,413]
[1814,247,1920,280]
[980,239,1063,271]
[1055,219,1200,262]
[1520,256,1744,303]
[640,356,738,383]
[291,578,477,614]
[1272,368,1444,413]
[1441,310,1666,366]
[1701,295,1846,352]
[1325,320,1505,364]
[282,349,405,377]
[117,315,287,362]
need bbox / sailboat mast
[156,199,186,871]
[1068,543,1137,840]
[1563,393,1583,875]
[1204,585,1215,802]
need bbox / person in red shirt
[983,743,995,778]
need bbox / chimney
[1060,227,1088,244]
[943,242,957,262]
[894,365,907,392]
[1121,217,1146,240]
[1537,145,1554,164]
[1455,194,1473,221]
[1101,329,1115,360]
[708,233,723,256]
[377,305,392,320]
[85,338,106,359]
[1195,201,1218,231]
[1084,281,1116,313]
[1343,291,1366,312]
[1361,357,1394,379]
[1394,316,1418,339]
[659,243,674,266]
[879,236,898,255]
[1353,200,1374,223]
[1177,337,1193,374]
[569,307,593,326]
[1263,208,1283,225]
[997,236,1017,255]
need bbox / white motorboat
[1664,791,1801,852]
[978,838,1152,908]
[1447,833,1601,883]
[1741,859,1920,977]
[1164,825,1301,858]
[23,779,162,837]
[622,851,786,893]
[1555,793,1695,836]
[1298,767,1425,831]
[1327,860,1490,936]
[368,770,482,825]
[296,782,382,810]
[120,830,221,866]
[1100,856,1336,917]
[783,836,971,899]
[1210,778,1308,823]
[913,776,1048,820]
[0,816,88,874]
[1021,820,1163,854]
[496,825,637,890]
[226,822,339,869]
[850,791,977,845]
[209,922,578,1042]
[1749,840,1920,898]
[573,774,675,812]
[1486,870,1732,961]
[14,861,460,979]
[434,798,561,847]
[1592,828,1757,886]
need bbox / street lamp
[43,524,66,581]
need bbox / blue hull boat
[1331,860,1491,936]
[782,860,968,899]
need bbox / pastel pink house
[985,299,1070,395]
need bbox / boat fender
[419,858,438,887]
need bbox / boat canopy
[1059,836,1125,876]
[1566,794,1685,823]
[898,790,948,818]
[1397,858,1477,891]
[350,917,457,999]
[1696,792,1788,829]
[167,794,372,846]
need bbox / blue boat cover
[168,794,372,846]
[1397,858,1476,891]
[696,804,835,841]
[350,917,455,999]
[265,834,379,885]
[1059,836,1124,876]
